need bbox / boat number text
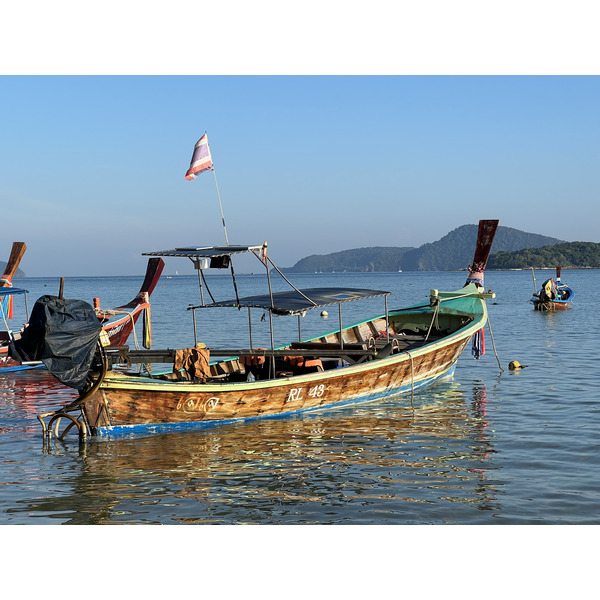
[286,384,325,403]
[177,396,220,413]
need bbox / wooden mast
[1,242,27,286]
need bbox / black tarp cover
[9,295,102,391]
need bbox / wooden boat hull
[532,299,572,311]
[82,287,488,437]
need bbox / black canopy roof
[192,287,392,316]
[143,245,263,259]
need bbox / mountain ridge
[282,224,565,272]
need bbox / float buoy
[508,360,527,370]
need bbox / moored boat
[1,256,165,372]
[531,266,574,311]
[25,220,499,440]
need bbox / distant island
[486,241,600,270]
[282,224,576,272]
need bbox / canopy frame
[142,243,392,373]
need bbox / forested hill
[0,262,26,277]
[284,246,415,273]
[401,224,563,271]
[282,224,564,272]
[487,242,600,269]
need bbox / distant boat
[531,266,574,311]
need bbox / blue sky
[2,74,599,276]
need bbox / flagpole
[211,167,241,305]
[185,133,239,303]
[211,168,230,247]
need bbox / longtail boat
[94,257,165,346]
[1,256,164,372]
[23,220,499,440]
[531,266,574,311]
[0,242,31,371]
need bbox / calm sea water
[1,268,599,525]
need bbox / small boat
[0,242,32,372]
[24,220,499,440]
[1,255,165,372]
[531,266,574,311]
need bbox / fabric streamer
[472,327,485,359]
[0,277,13,318]
[142,307,152,349]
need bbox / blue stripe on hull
[0,363,44,373]
[94,364,457,439]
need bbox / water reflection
[0,371,77,434]
[8,381,500,524]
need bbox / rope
[200,269,216,303]
[95,308,141,350]
[265,256,319,308]
[405,349,415,409]
[486,310,504,372]
[422,299,440,346]
[397,289,487,316]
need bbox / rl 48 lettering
[286,384,326,403]
[308,384,325,398]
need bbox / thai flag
[185,134,213,180]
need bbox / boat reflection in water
[21,380,499,524]
[0,370,77,434]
